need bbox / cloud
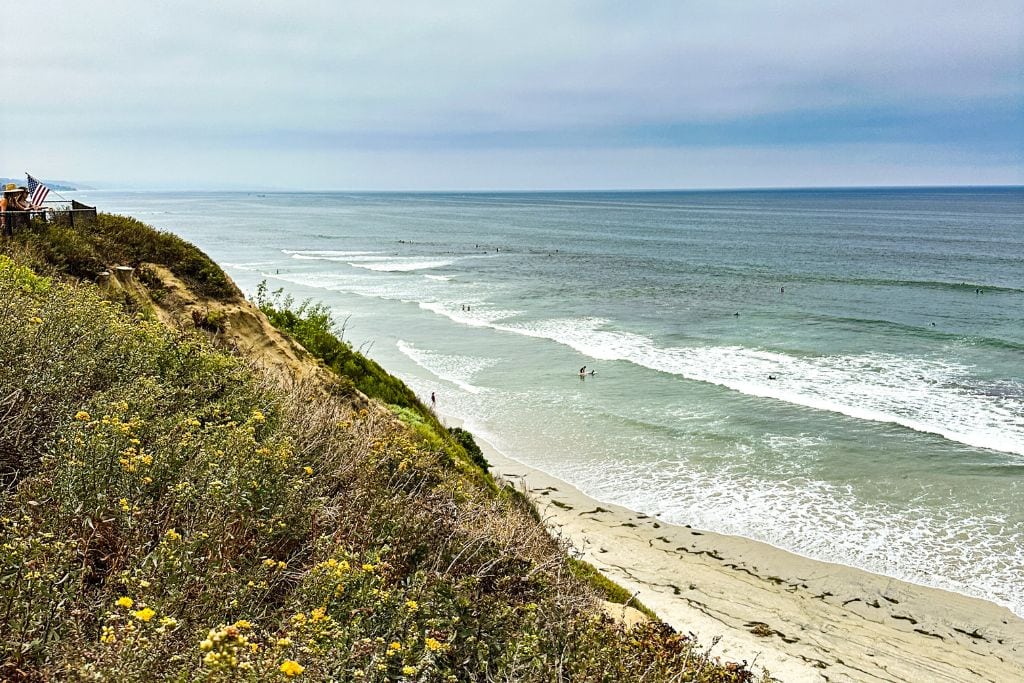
[4,1,1021,187]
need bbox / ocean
[85,187,1024,617]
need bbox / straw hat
[3,183,18,193]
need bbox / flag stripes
[26,174,50,206]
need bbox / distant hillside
[0,177,83,191]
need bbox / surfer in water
[579,366,587,377]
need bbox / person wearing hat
[1,184,14,234]
[1,183,30,236]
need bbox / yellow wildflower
[402,665,416,676]
[387,641,402,653]
[139,580,151,588]
[134,610,155,626]
[404,599,418,612]
[276,637,293,647]
[199,638,214,651]
[279,659,304,677]
[159,616,177,627]
[164,528,181,541]
[116,596,134,609]
[233,619,252,629]
[362,563,374,572]
[425,637,443,651]
[74,410,90,421]
[303,466,313,475]
[134,607,156,622]
[251,410,266,423]
[30,316,43,324]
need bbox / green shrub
[2,213,238,300]
[255,282,421,410]
[253,283,489,478]
[192,307,228,332]
[449,427,489,471]
[567,557,657,619]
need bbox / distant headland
[0,177,84,192]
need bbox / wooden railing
[2,200,97,234]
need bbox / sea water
[85,188,1024,617]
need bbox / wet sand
[453,418,1024,682]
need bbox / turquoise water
[86,188,1024,616]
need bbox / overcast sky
[3,1,1022,190]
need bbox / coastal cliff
[0,214,761,681]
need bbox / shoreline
[441,412,1024,682]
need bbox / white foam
[350,259,455,272]
[424,274,453,281]
[221,261,276,270]
[265,271,456,307]
[418,302,522,327]
[268,266,1024,457]
[395,340,495,395]
[411,313,1024,457]
[416,387,1024,618]
[282,249,381,258]
[561,453,1024,618]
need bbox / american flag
[26,174,50,207]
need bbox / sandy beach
[445,416,1024,682]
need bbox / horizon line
[74,183,1024,194]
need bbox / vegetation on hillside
[0,220,764,681]
[255,283,490,475]
[9,213,237,300]
[255,283,420,412]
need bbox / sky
[3,1,1022,190]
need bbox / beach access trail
[446,416,1024,683]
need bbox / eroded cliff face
[101,263,373,414]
